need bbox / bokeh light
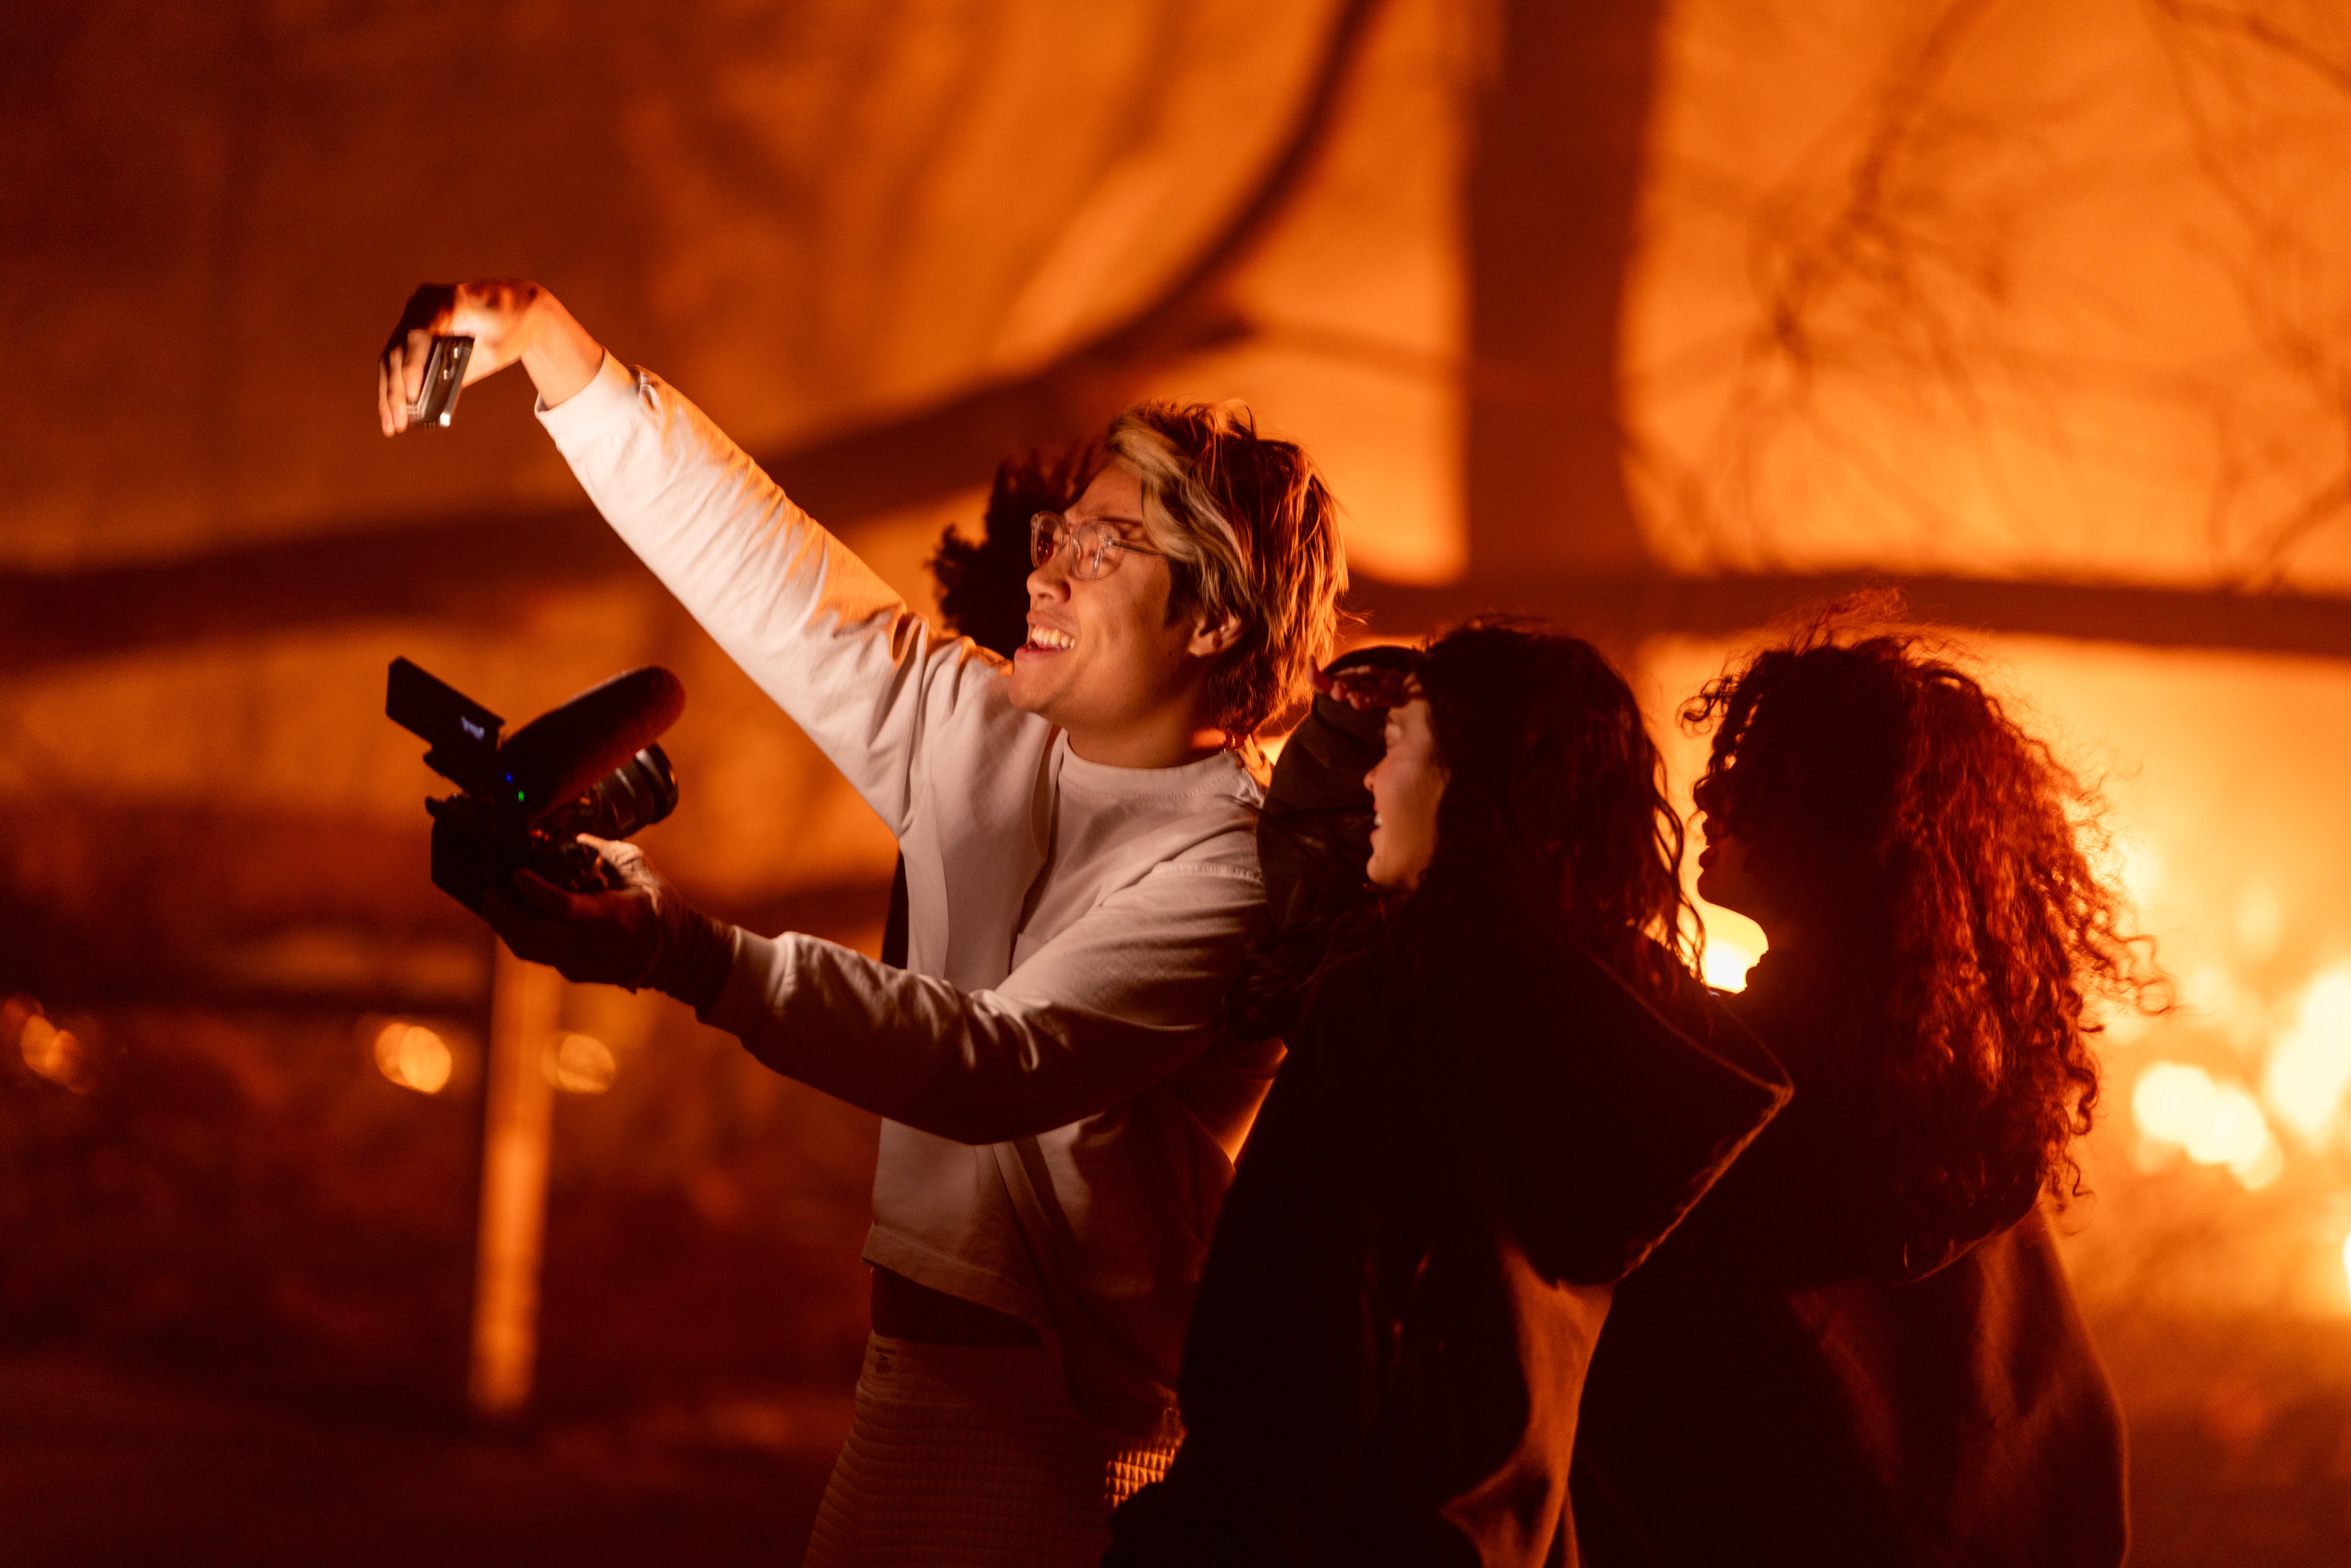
[2134,1062,2284,1189]
[547,1032,618,1095]
[15,1007,91,1094]
[2264,963,2351,1144]
[2181,963,2267,1058]
[373,1022,453,1095]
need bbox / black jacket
[1108,912,1790,1568]
[1570,953,2130,1568]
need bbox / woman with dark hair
[1107,621,1790,1568]
[1571,610,2159,1568]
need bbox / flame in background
[2133,1063,2284,1189]
[2263,964,2351,1143]
[2127,952,2351,1304]
[1702,933,1759,993]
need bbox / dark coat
[1107,912,1790,1568]
[1227,650,1406,1044]
[1570,953,2130,1568]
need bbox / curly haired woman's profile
[1573,598,2164,1568]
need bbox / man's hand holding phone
[376,279,605,436]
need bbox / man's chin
[1002,664,1055,719]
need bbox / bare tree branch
[0,0,1390,674]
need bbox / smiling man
[379,282,1345,1566]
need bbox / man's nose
[1027,556,1070,601]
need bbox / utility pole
[1467,0,1662,585]
[468,943,561,1417]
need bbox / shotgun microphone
[496,666,686,823]
[386,658,685,913]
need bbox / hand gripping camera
[386,657,684,912]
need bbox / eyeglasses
[1030,511,1165,581]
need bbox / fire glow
[2133,1062,2283,1189]
[2115,954,2351,1306]
[1701,933,1759,993]
[2264,964,2351,1143]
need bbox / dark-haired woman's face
[1365,696,1445,890]
[1694,771,1784,932]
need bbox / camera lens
[576,745,678,840]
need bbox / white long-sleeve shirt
[538,355,1277,1435]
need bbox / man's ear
[1187,610,1244,659]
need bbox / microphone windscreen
[497,666,686,822]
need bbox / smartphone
[408,335,475,429]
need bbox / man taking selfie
[379,282,1346,1567]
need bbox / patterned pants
[803,1334,1177,1568]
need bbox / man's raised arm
[377,280,997,836]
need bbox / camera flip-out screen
[387,656,503,789]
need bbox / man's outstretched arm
[713,865,1265,1142]
[377,280,1002,838]
[487,844,1264,1145]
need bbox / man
[379,281,1346,1565]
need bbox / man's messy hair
[1105,401,1348,757]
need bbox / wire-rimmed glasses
[1029,511,1166,581]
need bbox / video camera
[386,657,684,912]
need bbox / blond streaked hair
[1102,401,1348,755]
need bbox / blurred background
[6,0,2351,1560]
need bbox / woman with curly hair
[1571,610,2157,1568]
[1107,621,1791,1568]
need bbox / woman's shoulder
[1279,925,1415,1062]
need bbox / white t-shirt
[539,355,1278,1435]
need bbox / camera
[386,657,684,912]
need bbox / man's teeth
[1028,627,1075,650]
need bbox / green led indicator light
[516,790,526,803]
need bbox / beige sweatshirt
[538,355,1277,1435]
